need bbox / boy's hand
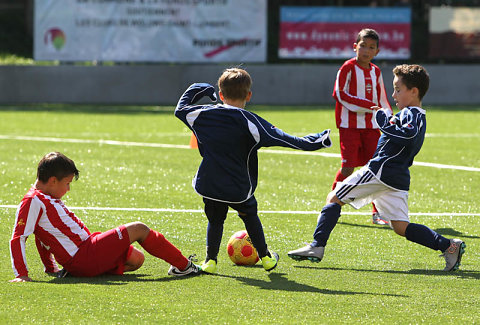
[303,129,332,148]
[10,276,32,282]
[192,83,217,102]
[46,268,69,278]
[372,106,393,117]
[320,129,332,148]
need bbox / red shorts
[339,128,380,168]
[64,225,133,277]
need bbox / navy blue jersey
[175,83,331,203]
[367,106,426,191]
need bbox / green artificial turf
[0,105,479,323]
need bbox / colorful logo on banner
[44,28,66,51]
[279,7,411,59]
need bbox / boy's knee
[125,247,145,272]
[391,220,408,237]
[125,221,151,241]
[326,191,343,205]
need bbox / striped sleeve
[10,197,43,278]
[334,65,376,114]
[35,236,59,274]
[376,71,392,112]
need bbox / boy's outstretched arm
[375,108,423,144]
[246,111,332,151]
[175,83,217,111]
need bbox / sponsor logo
[44,28,66,51]
[365,83,373,94]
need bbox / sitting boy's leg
[125,222,199,275]
[66,225,133,277]
[124,246,145,272]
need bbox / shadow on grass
[46,273,190,285]
[338,222,479,239]
[338,221,391,230]
[294,265,480,280]
[212,272,405,297]
[46,270,404,297]
[434,227,480,239]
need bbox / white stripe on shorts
[336,170,374,200]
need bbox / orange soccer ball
[227,230,259,266]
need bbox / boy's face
[392,75,419,109]
[47,174,74,199]
[353,37,379,65]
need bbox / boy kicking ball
[288,64,466,271]
[175,68,332,274]
[10,152,201,282]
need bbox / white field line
[0,205,478,216]
[0,134,479,172]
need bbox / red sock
[140,230,188,270]
[332,169,347,190]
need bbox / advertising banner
[279,6,411,59]
[429,7,480,59]
[35,0,266,62]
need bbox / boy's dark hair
[217,68,252,101]
[393,64,430,101]
[356,28,379,47]
[37,152,79,183]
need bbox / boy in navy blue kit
[175,68,332,273]
[288,64,466,271]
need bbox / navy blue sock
[405,223,451,252]
[206,222,223,261]
[239,214,268,258]
[312,203,342,247]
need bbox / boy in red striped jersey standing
[331,28,392,225]
[9,152,201,282]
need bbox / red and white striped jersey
[10,187,91,277]
[332,58,392,129]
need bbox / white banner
[34,0,266,62]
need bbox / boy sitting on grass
[175,67,332,274]
[10,152,201,282]
[288,64,466,271]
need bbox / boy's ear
[219,91,225,102]
[246,91,252,102]
[375,48,380,56]
[46,176,58,185]
[411,86,419,98]
[353,43,358,52]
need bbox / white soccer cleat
[288,245,324,262]
[168,255,202,276]
[441,239,466,271]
